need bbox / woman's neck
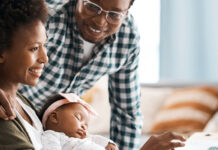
[0,79,19,99]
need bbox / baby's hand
[105,142,118,150]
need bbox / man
[20,0,142,149]
[0,0,186,149]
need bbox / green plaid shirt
[19,0,143,149]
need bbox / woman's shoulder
[0,118,34,149]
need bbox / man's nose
[92,11,107,27]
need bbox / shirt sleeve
[0,119,34,149]
[108,15,143,150]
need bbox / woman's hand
[0,89,16,120]
[140,132,186,150]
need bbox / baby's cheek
[66,131,77,138]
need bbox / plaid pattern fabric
[19,0,143,149]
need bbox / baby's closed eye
[75,114,81,120]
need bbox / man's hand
[0,89,16,120]
[140,132,186,150]
[105,142,119,150]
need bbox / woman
[0,0,48,149]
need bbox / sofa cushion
[149,87,218,134]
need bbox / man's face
[75,0,131,43]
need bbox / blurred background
[130,0,218,84]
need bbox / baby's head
[40,93,97,139]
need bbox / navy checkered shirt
[19,0,143,149]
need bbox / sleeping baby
[40,93,118,150]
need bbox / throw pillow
[149,87,218,134]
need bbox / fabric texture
[41,130,112,150]
[19,0,143,149]
[149,87,218,134]
[0,93,36,150]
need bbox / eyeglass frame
[82,0,128,24]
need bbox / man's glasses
[82,0,126,24]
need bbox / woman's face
[0,20,48,86]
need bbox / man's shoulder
[46,0,75,17]
[121,14,138,31]
[117,14,140,41]
[46,0,70,9]
[114,14,140,48]
[46,0,75,31]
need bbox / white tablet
[176,132,218,150]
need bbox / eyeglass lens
[83,0,123,24]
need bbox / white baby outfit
[41,130,114,150]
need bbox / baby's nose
[81,124,87,130]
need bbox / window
[130,0,160,83]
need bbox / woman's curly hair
[0,0,48,53]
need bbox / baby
[40,93,118,150]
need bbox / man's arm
[108,40,143,149]
[140,132,186,150]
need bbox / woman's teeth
[29,68,42,73]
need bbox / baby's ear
[48,111,58,124]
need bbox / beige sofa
[85,77,218,146]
